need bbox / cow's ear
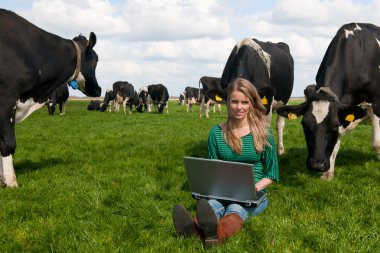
[277,103,307,120]
[87,32,97,48]
[338,105,367,128]
[209,91,224,102]
[258,86,274,114]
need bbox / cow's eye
[331,123,340,131]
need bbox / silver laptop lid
[184,156,265,206]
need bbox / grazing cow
[184,86,201,112]
[46,84,69,115]
[87,100,101,111]
[147,84,169,113]
[100,86,115,112]
[178,92,185,105]
[100,82,135,114]
[207,38,294,155]
[113,81,135,114]
[136,86,149,113]
[198,76,222,118]
[304,84,316,100]
[0,9,101,187]
[277,23,380,180]
[132,91,142,113]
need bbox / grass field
[0,100,379,252]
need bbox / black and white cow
[178,92,185,105]
[0,9,101,187]
[100,86,116,112]
[198,76,222,118]
[277,23,380,180]
[147,84,169,114]
[304,84,316,100]
[100,81,135,114]
[132,91,142,113]
[113,81,135,114]
[46,83,69,115]
[184,86,200,112]
[135,86,149,113]
[87,100,101,111]
[206,38,294,155]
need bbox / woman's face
[228,90,251,121]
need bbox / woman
[173,78,279,249]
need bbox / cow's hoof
[278,146,285,155]
[7,182,19,188]
[2,182,19,188]
[2,178,19,188]
[321,172,333,181]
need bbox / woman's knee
[208,199,225,219]
[225,203,248,221]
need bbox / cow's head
[257,86,275,114]
[73,32,101,97]
[46,101,56,115]
[206,87,226,103]
[178,93,185,105]
[157,102,166,113]
[277,91,367,172]
[136,90,148,113]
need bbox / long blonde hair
[223,78,268,153]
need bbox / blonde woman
[173,78,279,249]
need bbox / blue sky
[2,0,380,97]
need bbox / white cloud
[3,0,380,98]
[21,0,129,38]
[121,0,231,41]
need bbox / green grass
[0,100,378,252]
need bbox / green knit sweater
[207,125,279,184]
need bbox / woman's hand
[255,178,274,192]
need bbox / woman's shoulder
[210,124,223,131]
[209,124,223,136]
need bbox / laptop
[183,156,267,207]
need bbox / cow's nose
[308,159,329,172]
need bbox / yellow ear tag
[288,113,297,120]
[261,96,268,105]
[215,95,222,101]
[345,114,355,122]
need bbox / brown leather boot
[172,205,204,238]
[196,199,244,249]
[216,213,243,244]
[195,199,219,248]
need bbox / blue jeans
[208,197,268,221]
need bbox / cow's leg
[217,104,221,114]
[205,101,210,119]
[166,103,169,114]
[367,106,380,159]
[277,115,286,155]
[321,138,340,180]
[0,104,18,187]
[59,102,64,115]
[199,97,205,118]
[122,99,128,115]
[1,155,18,187]
[0,156,3,186]
[186,103,190,112]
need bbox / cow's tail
[198,79,201,102]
